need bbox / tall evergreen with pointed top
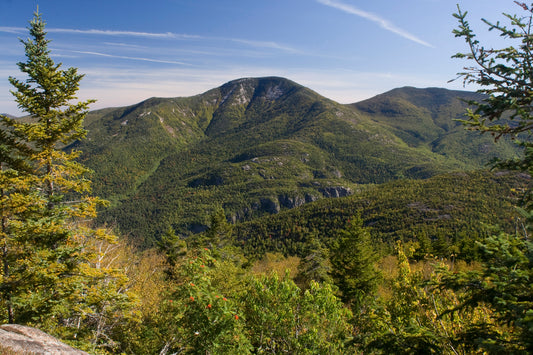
[329,215,381,310]
[0,10,136,349]
[204,207,234,249]
[157,227,187,280]
[6,8,94,204]
[0,8,94,326]
[295,231,332,288]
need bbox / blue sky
[0,0,522,115]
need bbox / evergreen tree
[359,243,477,355]
[295,231,333,288]
[452,2,533,177]
[435,4,533,352]
[362,244,444,354]
[0,122,35,323]
[0,10,137,351]
[438,232,533,353]
[413,232,432,260]
[329,215,381,309]
[157,227,187,280]
[0,8,94,325]
[204,207,233,249]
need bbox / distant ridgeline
[67,77,522,247]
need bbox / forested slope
[233,170,528,260]
[68,77,522,244]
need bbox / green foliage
[130,246,354,355]
[234,170,526,260]
[157,227,187,280]
[452,2,532,173]
[243,272,352,354]
[4,5,533,354]
[329,215,381,309]
[129,247,251,355]
[438,232,533,353]
[67,76,522,243]
[295,232,333,288]
[365,245,445,354]
[170,248,251,354]
[355,244,492,355]
[433,4,533,353]
[0,10,137,352]
[203,207,234,249]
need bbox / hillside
[351,86,518,166]
[233,170,528,260]
[70,77,521,244]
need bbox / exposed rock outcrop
[0,324,88,355]
[319,186,352,198]
[278,194,306,209]
[260,197,281,214]
[278,193,319,208]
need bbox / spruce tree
[295,231,333,288]
[452,2,533,178]
[157,227,187,280]
[0,124,35,323]
[329,215,381,309]
[204,207,233,249]
[1,7,94,325]
[0,10,137,350]
[435,3,533,352]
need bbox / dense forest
[1,3,533,355]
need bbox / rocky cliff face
[0,324,88,355]
[319,186,352,198]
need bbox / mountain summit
[74,77,518,243]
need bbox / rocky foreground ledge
[0,324,88,355]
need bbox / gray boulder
[0,324,89,355]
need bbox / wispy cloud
[48,28,202,40]
[226,38,300,53]
[59,28,299,54]
[0,26,25,34]
[1,26,299,54]
[316,0,434,48]
[102,42,148,49]
[72,50,192,65]
[0,26,201,39]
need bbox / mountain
[70,77,521,244]
[351,86,517,166]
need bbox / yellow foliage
[125,248,167,314]
[251,252,300,279]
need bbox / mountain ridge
[65,76,521,243]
